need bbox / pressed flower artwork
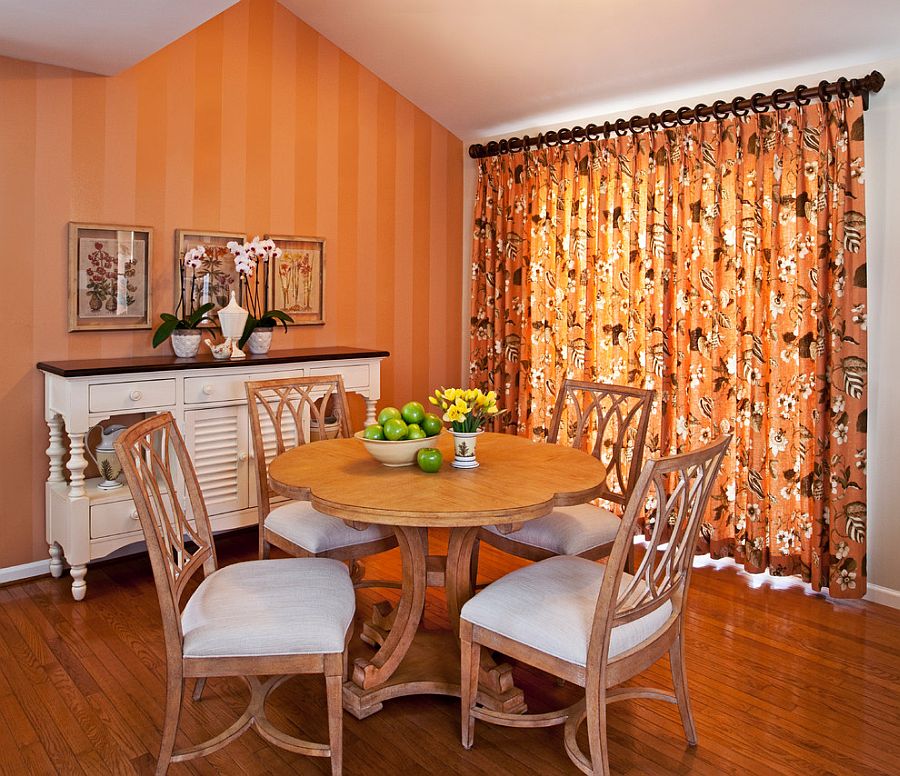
[266,235,325,325]
[68,223,152,331]
[174,230,245,321]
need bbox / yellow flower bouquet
[429,387,502,433]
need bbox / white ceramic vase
[247,326,274,355]
[449,429,482,469]
[171,329,202,358]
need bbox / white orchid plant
[226,236,293,346]
[152,246,217,347]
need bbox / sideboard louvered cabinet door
[183,405,250,517]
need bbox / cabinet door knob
[202,384,214,395]
[129,390,143,401]
[129,509,139,520]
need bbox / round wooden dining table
[267,431,606,719]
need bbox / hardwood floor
[1,528,899,775]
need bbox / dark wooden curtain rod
[468,70,885,159]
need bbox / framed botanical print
[68,223,153,331]
[175,229,245,321]
[266,234,325,325]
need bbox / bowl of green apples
[355,401,444,467]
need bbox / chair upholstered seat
[266,500,394,554]
[461,556,673,667]
[484,503,621,556]
[181,558,355,658]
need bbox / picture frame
[68,223,153,331]
[265,234,325,325]
[174,229,246,322]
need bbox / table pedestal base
[343,630,526,720]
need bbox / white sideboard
[37,346,388,600]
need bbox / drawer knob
[202,384,214,395]
[130,509,139,520]
[129,390,143,401]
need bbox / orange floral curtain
[470,98,868,598]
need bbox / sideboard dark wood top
[37,347,390,378]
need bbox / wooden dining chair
[245,375,398,584]
[477,379,654,572]
[460,435,731,775]
[115,412,355,775]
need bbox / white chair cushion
[181,558,355,658]
[461,555,673,667]
[484,502,621,556]
[266,500,394,554]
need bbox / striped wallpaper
[0,0,464,569]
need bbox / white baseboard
[865,583,900,610]
[0,559,51,586]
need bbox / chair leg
[260,533,270,560]
[191,677,206,702]
[460,623,481,750]
[324,661,344,776]
[156,670,184,776]
[670,630,697,746]
[469,540,481,590]
[584,682,610,776]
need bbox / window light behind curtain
[469,97,868,598]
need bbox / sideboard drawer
[185,375,248,404]
[91,499,142,539]
[89,379,176,412]
[309,364,369,389]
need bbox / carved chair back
[245,375,353,519]
[548,379,655,508]
[114,413,218,658]
[587,435,731,669]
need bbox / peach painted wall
[0,0,463,570]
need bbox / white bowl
[354,429,442,467]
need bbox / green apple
[383,417,409,441]
[406,424,426,440]
[401,401,426,425]
[362,424,385,440]
[416,448,443,473]
[377,406,402,425]
[421,413,443,437]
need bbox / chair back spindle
[548,379,655,508]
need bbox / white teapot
[87,424,127,490]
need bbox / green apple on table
[416,448,442,473]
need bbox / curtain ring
[711,100,729,121]
[614,118,628,136]
[585,123,600,141]
[544,130,558,147]
[794,84,810,106]
[818,80,832,103]
[694,103,710,123]
[507,136,521,153]
[660,110,677,129]
[558,128,572,145]
[485,141,500,156]
[468,144,484,159]
[771,89,790,109]
[732,96,749,117]
[749,92,766,113]
[602,121,613,138]
[676,106,692,126]
[837,77,851,99]
[629,116,644,134]
[571,126,585,143]
[647,112,660,131]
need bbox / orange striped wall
[0,0,464,569]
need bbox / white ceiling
[2,0,899,141]
[0,0,239,76]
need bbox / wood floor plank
[2,527,899,775]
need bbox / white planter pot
[449,429,483,469]
[247,326,274,355]
[171,329,202,358]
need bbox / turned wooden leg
[156,670,184,776]
[364,398,378,427]
[70,565,87,601]
[48,543,64,579]
[351,526,427,690]
[66,431,88,499]
[46,414,66,484]
[670,628,697,746]
[460,620,480,750]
